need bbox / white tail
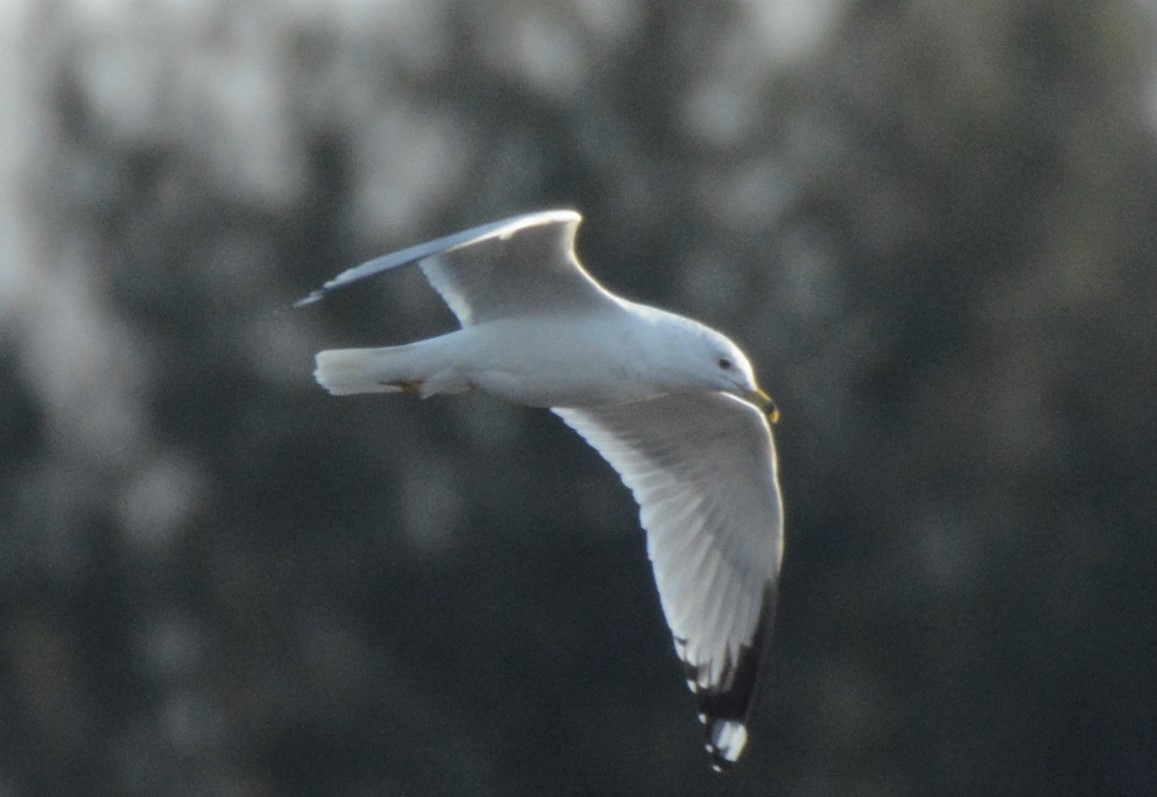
[314,348,407,395]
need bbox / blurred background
[3,1,1156,794]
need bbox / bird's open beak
[747,387,780,424]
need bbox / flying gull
[297,210,785,770]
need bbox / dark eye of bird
[718,357,733,370]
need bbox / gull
[297,210,785,770]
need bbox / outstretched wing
[296,209,615,326]
[553,392,783,770]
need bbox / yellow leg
[395,380,423,396]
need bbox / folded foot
[386,380,423,396]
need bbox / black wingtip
[710,756,734,774]
[687,588,779,770]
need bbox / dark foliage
[2,2,1155,794]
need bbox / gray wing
[295,209,614,326]
[553,392,783,770]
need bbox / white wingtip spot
[708,720,748,770]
